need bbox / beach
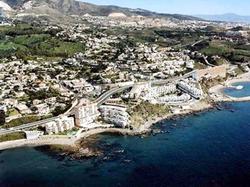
[209,72,250,102]
[0,128,149,151]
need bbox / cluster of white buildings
[0,60,70,118]
[115,43,195,80]
[157,94,191,104]
[141,83,193,105]
[62,79,94,93]
[53,25,197,84]
[177,80,203,99]
[99,105,130,128]
[78,14,219,30]
[142,84,177,100]
[226,30,248,38]
[136,77,203,105]
[75,103,100,128]
[45,116,75,135]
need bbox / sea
[0,88,250,187]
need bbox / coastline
[209,72,250,102]
[0,128,149,151]
[1,72,250,152]
[0,101,212,151]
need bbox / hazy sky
[80,0,250,15]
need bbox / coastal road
[0,116,61,136]
[95,84,134,106]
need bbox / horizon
[80,0,250,16]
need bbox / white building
[15,103,32,115]
[99,105,130,128]
[177,80,203,99]
[34,103,50,116]
[25,131,44,140]
[142,84,177,101]
[45,116,75,134]
[157,94,191,104]
[75,104,100,127]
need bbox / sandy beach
[0,128,143,151]
[209,72,250,102]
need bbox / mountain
[0,0,200,21]
[196,13,250,23]
[0,1,12,11]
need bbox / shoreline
[209,72,250,102]
[1,72,250,151]
[0,101,213,151]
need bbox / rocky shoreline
[0,101,214,155]
[41,102,217,159]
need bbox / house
[16,103,32,115]
[34,103,50,116]
[99,105,130,128]
[3,99,18,107]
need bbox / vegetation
[25,87,60,100]
[201,76,227,93]
[6,108,19,117]
[0,24,85,59]
[199,40,250,63]
[0,132,26,143]
[52,103,72,117]
[0,110,5,126]
[3,115,41,128]
[129,102,170,128]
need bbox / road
[173,37,209,49]
[95,84,134,106]
[0,116,61,136]
[0,85,135,136]
[0,72,196,136]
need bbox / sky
[80,0,250,16]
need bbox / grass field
[0,24,85,59]
[200,40,250,62]
[0,132,26,143]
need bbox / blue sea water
[0,102,250,187]
[224,82,250,98]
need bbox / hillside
[1,0,200,20]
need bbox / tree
[0,110,5,126]
[52,106,65,116]
[13,85,20,92]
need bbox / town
[0,3,250,142]
[1,1,250,187]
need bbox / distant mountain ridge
[0,0,200,21]
[196,13,250,23]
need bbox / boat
[235,85,244,90]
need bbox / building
[0,104,7,112]
[63,79,94,93]
[177,80,203,99]
[226,30,248,38]
[34,103,50,116]
[16,103,32,115]
[99,105,130,128]
[45,116,75,134]
[157,94,191,104]
[75,104,100,127]
[25,131,44,140]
